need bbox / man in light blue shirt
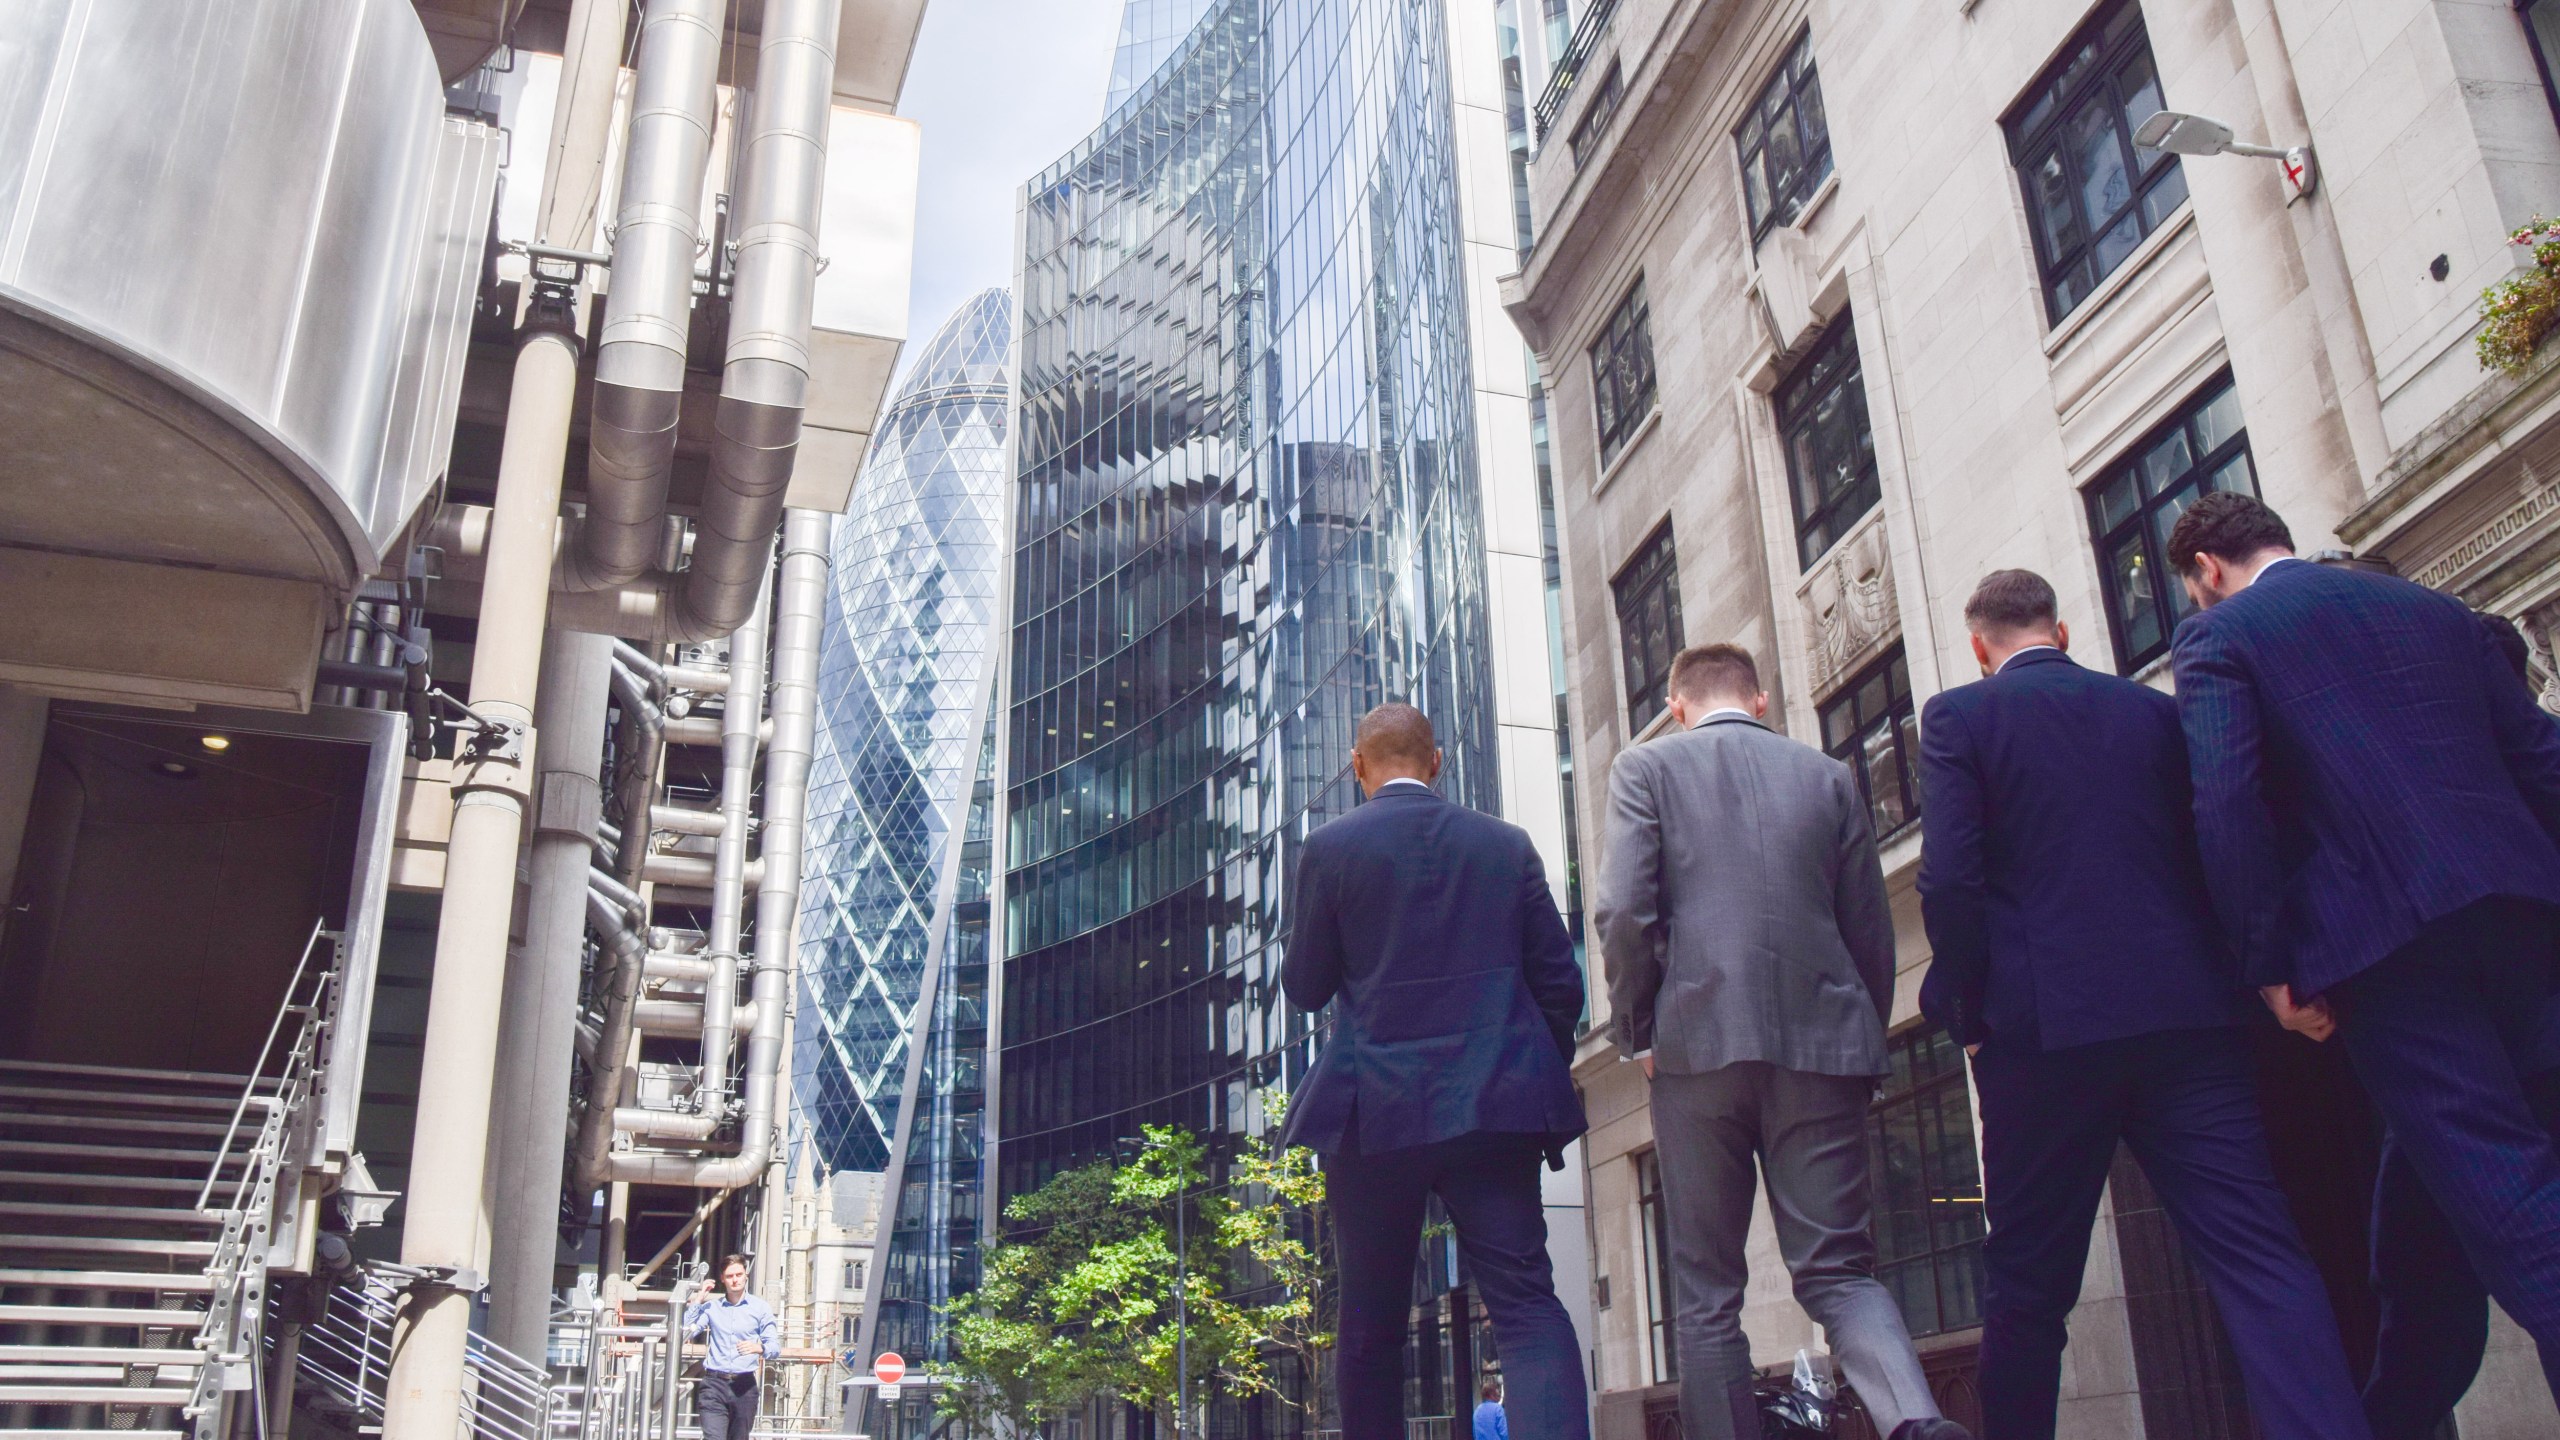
[1471,1378,1508,1440]
[685,1255,777,1440]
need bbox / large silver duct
[564,0,724,593]
[698,568,773,1103]
[604,506,824,1187]
[573,880,653,1193]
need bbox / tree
[941,1100,1336,1436]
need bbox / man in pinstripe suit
[2168,491,2560,1427]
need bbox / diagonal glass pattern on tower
[1000,0,1501,1213]
[1103,0,1214,116]
[794,288,1013,1198]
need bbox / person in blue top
[684,1254,778,1440]
[1471,1378,1508,1440]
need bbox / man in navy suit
[2168,491,2560,1426]
[1918,569,2366,1440]
[1282,702,1589,1440]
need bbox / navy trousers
[1969,1027,2367,1440]
[2338,897,2560,1433]
[695,1370,759,1440]
[1324,1132,1588,1440]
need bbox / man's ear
[1971,631,1993,676]
[2055,620,2070,653]
[1749,691,1770,720]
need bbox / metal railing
[286,1267,557,1440]
[1530,0,1620,143]
[189,921,342,1440]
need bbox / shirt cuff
[1628,1049,1650,1061]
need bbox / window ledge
[2040,201,2196,361]
[1628,702,1678,745]
[1593,406,1664,498]
[1789,171,1841,236]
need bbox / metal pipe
[602,507,825,1186]
[591,868,648,923]
[613,1105,725,1139]
[642,852,763,890]
[634,999,757,1036]
[574,885,653,1193]
[689,570,769,1111]
[644,952,717,983]
[663,713,773,747]
[650,802,726,836]
[566,0,726,593]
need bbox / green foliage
[939,1096,1333,1436]
[2480,218,2560,375]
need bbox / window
[1736,31,1832,241]
[1591,279,1658,467]
[2083,375,2253,672]
[2004,0,2187,323]
[844,1258,867,1290]
[1819,647,1919,842]
[1776,316,1879,569]
[1612,524,1683,734]
[1637,1150,1678,1384]
[842,1315,857,1346]
[1866,1023,1986,1339]
[1568,62,1625,168]
[2523,1,2560,137]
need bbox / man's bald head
[1352,702,1442,795]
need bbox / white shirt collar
[1689,707,1756,728]
[1997,644,2062,673]
[2246,555,2306,588]
[1378,777,1433,792]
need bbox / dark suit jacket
[2172,558,2560,995]
[1917,648,2249,1050]
[1279,784,1587,1156]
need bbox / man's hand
[1965,1044,1981,1058]
[1641,1054,1655,1080]
[739,1341,763,1359]
[696,1278,719,1300]
[2261,984,2336,1042]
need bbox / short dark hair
[1481,1379,1503,1402]
[1963,569,2059,637]
[1668,643,1759,704]
[719,1253,750,1277]
[1354,702,1437,769]
[2165,492,2294,576]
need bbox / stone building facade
[1502,0,2560,1436]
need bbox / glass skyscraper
[999,0,1520,1217]
[1102,0,1213,115]
[793,288,1011,1369]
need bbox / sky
[892,0,1128,381]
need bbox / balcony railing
[1531,0,1622,143]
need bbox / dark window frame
[2002,0,2188,324]
[2523,1,2560,138]
[1818,645,1919,842]
[1775,315,1880,570]
[1736,29,1834,243]
[1865,1021,1987,1341]
[1567,61,1626,169]
[2082,373,2256,674]
[1591,278,1659,468]
[1611,522,1683,735]
[1636,1148,1679,1385]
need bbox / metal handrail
[1530,0,1621,142]
[197,917,330,1211]
[285,1267,557,1440]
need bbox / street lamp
[2134,110,2316,200]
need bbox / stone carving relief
[1800,513,1899,698]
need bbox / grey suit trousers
[1651,1062,1938,1440]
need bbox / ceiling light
[200,734,232,752]
[153,760,199,780]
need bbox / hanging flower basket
[2479,218,2560,375]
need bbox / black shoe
[1889,1422,1975,1440]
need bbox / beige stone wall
[1512,0,2560,1434]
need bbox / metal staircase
[0,926,338,1440]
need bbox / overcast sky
[894,0,1125,377]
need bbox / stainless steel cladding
[0,0,499,588]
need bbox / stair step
[0,1084,257,1114]
[0,1139,238,1167]
[0,1267,215,1291]
[0,1235,217,1259]
[0,1202,222,1227]
[0,1384,191,1405]
[0,1170,211,1194]
[0,1113,240,1139]
[0,1304,204,1328]
[0,1346,200,1367]
[0,1058,262,1091]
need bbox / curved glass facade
[794,286,1011,1187]
[999,0,1501,1202]
[1103,0,1214,116]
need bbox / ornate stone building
[1504,1,2560,1436]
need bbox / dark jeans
[1324,1132,1588,1440]
[1970,1027,2366,1440]
[2342,898,2560,1437]
[697,1369,760,1440]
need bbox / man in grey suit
[1597,643,1964,1440]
